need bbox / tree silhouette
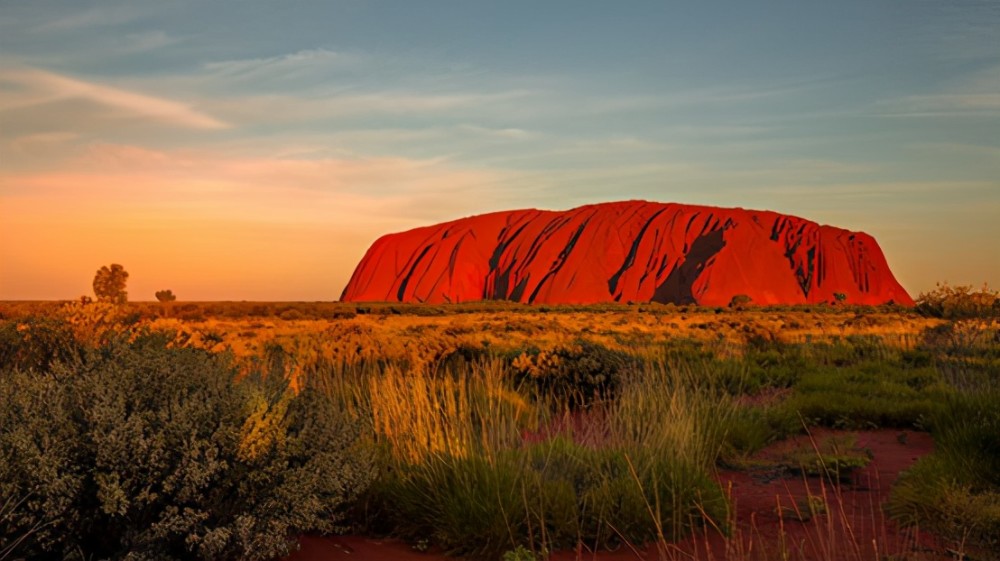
[155,290,177,302]
[93,264,129,304]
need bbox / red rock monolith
[341,201,913,306]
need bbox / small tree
[833,292,847,304]
[92,264,128,304]
[155,290,176,302]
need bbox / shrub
[279,308,305,321]
[0,317,81,373]
[728,294,753,308]
[915,282,998,319]
[511,340,634,408]
[776,434,873,482]
[775,365,948,429]
[0,333,373,561]
[890,391,1000,558]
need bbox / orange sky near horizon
[0,160,989,301]
[0,144,519,301]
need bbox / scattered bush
[0,317,81,373]
[511,340,634,407]
[728,294,753,308]
[890,390,1000,558]
[0,333,374,561]
[778,434,873,482]
[278,308,305,321]
[915,282,998,319]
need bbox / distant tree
[833,292,847,304]
[92,264,129,304]
[155,289,176,302]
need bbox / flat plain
[2,297,997,561]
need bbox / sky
[1,0,998,301]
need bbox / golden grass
[366,360,537,463]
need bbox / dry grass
[0,301,941,381]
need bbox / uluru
[341,201,914,306]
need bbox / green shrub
[890,390,1000,558]
[769,355,949,430]
[0,317,81,373]
[891,457,1000,559]
[778,434,873,482]
[511,340,635,408]
[0,333,373,561]
[719,406,785,460]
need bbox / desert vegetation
[0,283,997,560]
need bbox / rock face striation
[341,201,914,306]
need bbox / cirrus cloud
[0,66,227,129]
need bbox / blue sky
[1,0,997,300]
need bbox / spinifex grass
[313,355,734,558]
[366,360,534,463]
[889,388,1000,559]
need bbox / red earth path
[341,201,913,306]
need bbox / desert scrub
[915,282,998,319]
[372,436,726,557]
[771,357,950,430]
[357,357,729,557]
[890,389,1000,559]
[0,332,374,561]
[775,434,873,482]
[511,339,635,408]
[0,317,82,373]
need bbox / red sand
[341,201,913,306]
[285,429,941,561]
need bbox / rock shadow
[652,228,726,304]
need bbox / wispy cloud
[1,141,515,213]
[0,67,227,129]
[877,64,1000,117]
[123,30,178,52]
[203,48,357,79]
[32,3,151,32]
[10,131,80,145]
[4,131,81,159]
[206,90,530,125]
[879,94,1000,116]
